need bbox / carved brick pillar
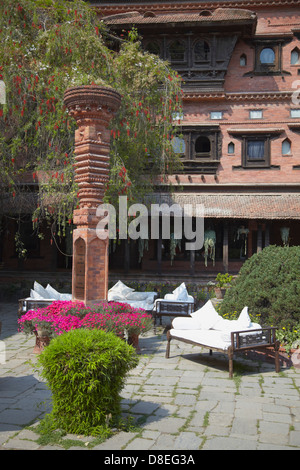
[64,85,121,304]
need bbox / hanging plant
[170,233,181,265]
[280,227,290,247]
[204,229,216,267]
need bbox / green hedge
[37,328,138,436]
[220,245,300,328]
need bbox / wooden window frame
[242,135,271,168]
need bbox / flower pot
[291,349,300,368]
[128,333,140,352]
[214,287,226,299]
[33,329,51,354]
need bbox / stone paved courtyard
[0,302,299,450]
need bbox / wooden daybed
[165,300,281,378]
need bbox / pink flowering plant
[18,300,153,339]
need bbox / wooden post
[265,222,270,247]
[124,239,130,274]
[228,346,234,378]
[257,224,263,252]
[223,222,229,272]
[157,229,162,275]
[190,237,195,275]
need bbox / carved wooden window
[195,136,211,157]
[193,40,210,65]
[242,136,271,168]
[143,34,238,90]
[251,40,287,75]
[171,127,221,174]
[168,40,186,64]
[172,136,186,154]
[145,41,161,56]
[260,47,275,64]
[15,216,40,258]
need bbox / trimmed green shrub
[37,328,139,436]
[220,245,300,328]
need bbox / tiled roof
[103,8,256,26]
[149,192,300,219]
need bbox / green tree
[0,0,182,252]
[220,245,300,328]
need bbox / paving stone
[262,411,292,424]
[289,430,300,447]
[258,421,290,445]
[0,408,41,426]
[92,432,137,450]
[2,436,40,450]
[149,434,176,450]
[173,393,197,406]
[173,431,202,450]
[125,437,155,450]
[203,436,257,450]
[143,416,186,433]
[231,417,258,436]
[205,424,231,437]
[130,401,160,415]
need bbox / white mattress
[170,323,263,352]
[170,328,231,351]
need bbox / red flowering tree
[0,0,182,255]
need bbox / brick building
[0,0,299,283]
[100,0,300,277]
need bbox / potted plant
[214,273,233,299]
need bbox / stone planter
[291,349,300,368]
[279,346,300,368]
[33,329,51,354]
[128,333,141,352]
[214,287,226,299]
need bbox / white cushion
[213,307,253,332]
[237,306,251,329]
[33,281,49,299]
[108,292,125,301]
[109,280,134,297]
[30,289,45,300]
[190,300,220,330]
[164,293,194,303]
[59,293,72,300]
[125,291,148,301]
[172,282,189,301]
[172,317,200,330]
[45,284,72,301]
[45,284,61,300]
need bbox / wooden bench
[152,299,195,334]
[166,326,280,378]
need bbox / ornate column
[64,85,121,304]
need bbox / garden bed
[18,300,153,352]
